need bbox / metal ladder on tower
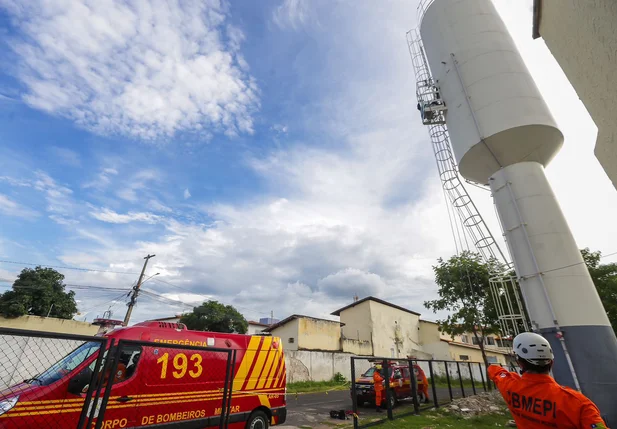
[406,29,529,338]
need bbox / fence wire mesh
[0,329,235,429]
[0,328,108,429]
[350,357,494,428]
[94,339,234,429]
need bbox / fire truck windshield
[29,341,100,386]
[362,368,376,377]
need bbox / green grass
[385,409,511,429]
[430,375,480,389]
[286,380,350,393]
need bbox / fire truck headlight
[0,396,19,416]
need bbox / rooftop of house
[264,314,345,332]
[331,296,421,317]
[247,320,271,327]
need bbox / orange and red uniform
[488,365,608,429]
[373,369,384,407]
[413,364,429,399]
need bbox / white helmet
[513,332,554,365]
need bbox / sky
[0,0,615,325]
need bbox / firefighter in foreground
[373,364,385,412]
[413,363,430,403]
[488,332,609,429]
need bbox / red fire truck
[0,321,287,429]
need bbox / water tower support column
[490,161,617,416]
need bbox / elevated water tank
[419,0,563,184]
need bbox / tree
[0,267,78,319]
[581,248,617,332]
[424,251,506,367]
[180,300,248,334]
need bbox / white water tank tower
[418,0,617,422]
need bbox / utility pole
[123,254,155,326]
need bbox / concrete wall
[447,343,507,365]
[297,318,340,352]
[341,338,373,356]
[285,350,372,383]
[0,316,99,335]
[339,300,373,343]
[369,301,422,358]
[269,318,299,351]
[538,0,617,191]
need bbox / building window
[461,335,469,344]
[472,337,479,345]
[459,355,469,361]
[486,356,498,364]
[486,337,495,346]
[288,337,295,343]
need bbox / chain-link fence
[0,328,236,429]
[93,339,235,429]
[350,357,497,428]
[0,327,109,429]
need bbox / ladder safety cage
[406,29,529,337]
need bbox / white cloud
[0,193,39,218]
[317,268,387,298]
[272,0,313,31]
[83,167,118,190]
[32,171,76,220]
[50,146,81,167]
[90,207,161,224]
[2,0,259,140]
[271,124,289,134]
[148,200,173,213]
[184,189,192,200]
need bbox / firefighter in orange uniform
[373,364,385,412]
[488,332,609,429]
[413,363,430,403]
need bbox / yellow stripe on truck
[232,336,262,391]
[246,337,272,390]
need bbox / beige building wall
[0,316,98,335]
[368,300,422,358]
[341,338,373,356]
[536,0,617,190]
[339,300,372,343]
[269,318,299,351]
[447,343,507,365]
[297,318,340,351]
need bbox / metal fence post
[220,349,234,429]
[351,358,359,429]
[456,361,466,398]
[427,360,439,408]
[383,359,393,420]
[77,338,108,429]
[444,362,453,402]
[408,359,420,415]
[94,341,124,429]
[467,362,477,395]
[478,362,487,392]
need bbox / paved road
[285,386,476,428]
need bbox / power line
[0,259,140,275]
[0,278,130,292]
[150,278,270,316]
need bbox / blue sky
[0,0,616,324]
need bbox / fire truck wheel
[246,410,269,429]
[388,394,397,409]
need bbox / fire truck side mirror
[68,367,93,396]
